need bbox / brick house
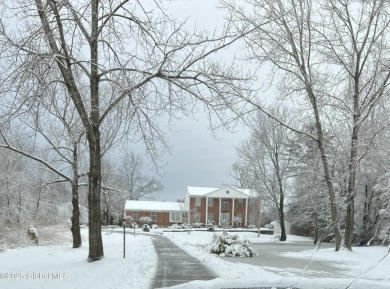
[185,186,261,227]
[124,200,186,227]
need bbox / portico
[185,186,259,227]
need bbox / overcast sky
[134,1,251,201]
[155,113,248,201]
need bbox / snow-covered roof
[124,200,186,212]
[187,186,220,196]
[186,186,257,198]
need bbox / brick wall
[189,197,253,227]
[247,198,261,226]
[125,210,182,227]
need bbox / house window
[208,198,213,207]
[237,199,243,209]
[207,212,214,224]
[151,212,157,221]
[235,213,242,225]
[195,212,201,223]
[195,197,201,207]
[169,212,182,223]
[222,198,229,210]
[132,211,138,220]
[249,198,255,209]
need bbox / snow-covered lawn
[163,231,390,289]
[1,227,389,289]
[0,227,156,289]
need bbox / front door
[220,213,230,226]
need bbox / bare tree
[223,0,390,250]
[222,0,343,250]
[119,152,163,201]
[0,137,69,229]
[234,107,292,241]
[100,152,163,225]
[0,147,29,226]
[318,0,390,250]
[0,1,253,261]
[0,94,87,248]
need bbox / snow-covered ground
[1,227,389,289]
[0,227,157,289]
[163,231,390,289]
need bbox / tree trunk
[18,189,22,213]
[344,90,361,250]
[299,54,343,250]
[87,0,103,262]
[276,167,287,241]
[34,0,104,260]
[314,218,319,245]
[316,123,343,250]
[309,89,342,250]
[106,208,110,225]
[360,185,370,245]
[87,140,103,261]
[70,142,81,248]
[270,147,288,242]
[35,187,41,216]
[279,207,287,241]
[71,181,82,248]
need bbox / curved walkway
[150,235,215,288]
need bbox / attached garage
[124,200,186,227]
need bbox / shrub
[378,226,390,245]
[207,232,257,257]
[27,225,38,246]
[139,216,152,224]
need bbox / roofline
[187,186,257,197]
[124,208,185,212]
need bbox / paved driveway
[151,236,215,288]
[222,240,351,278]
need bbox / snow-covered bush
[378,226,390,244]
[139,216,152,224]
[27,225,38,246]
[168,223,182,229]
[207,232,257,257]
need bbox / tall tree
[321,0,390,249]
[234,107,292,241]
[0,89,87,248]
[223,0,390,250]
[0,1,252,260]
[119,152,163,201]
[100,153,163,225]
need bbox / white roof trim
[187,186,257,198]
[206,187,249,198]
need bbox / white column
[219,198,222,226]
[232,198,235,226]
[245,198,248,226]
[258,199,262,229]
[205,197,208,225]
